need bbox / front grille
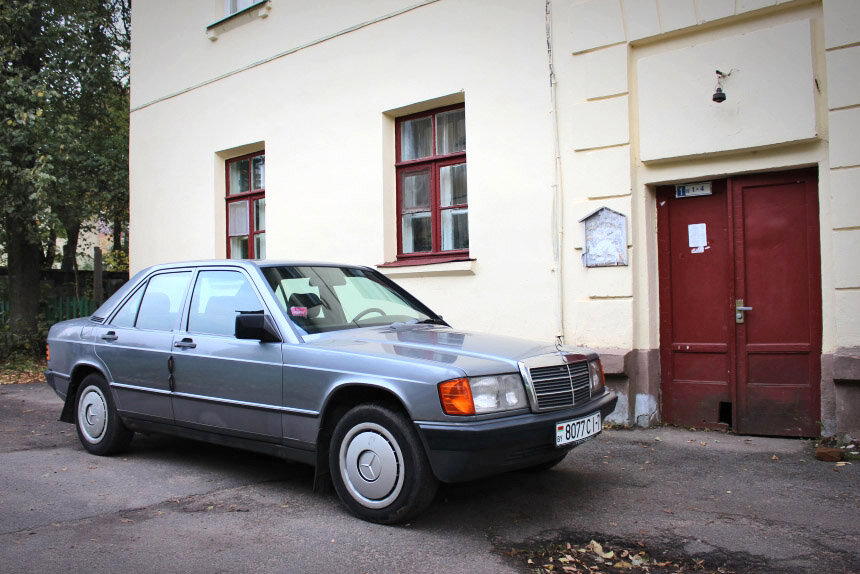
[529,361,591,410]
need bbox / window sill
[207,0,271,42]
[377,257,475,278]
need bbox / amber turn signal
[45,344,50,362]
[438,378,475,416]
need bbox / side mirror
[235,312,281,343]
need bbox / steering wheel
[353,307,387,323]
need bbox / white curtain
[436,109,465,155]
[229,201,249,235]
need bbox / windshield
[261,265,442,334]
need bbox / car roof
[90,260,373,322]
[139,259,370,273]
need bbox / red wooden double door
[658,169,821,436]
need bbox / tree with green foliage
[0,0,129,353]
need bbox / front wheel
[329,404,438,524]
[75,373,134,455]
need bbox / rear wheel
[329,404,438,524]
[75,373,133,455]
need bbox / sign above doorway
[675,181,713,198]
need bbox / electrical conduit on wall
[546,0,565,345]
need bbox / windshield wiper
[384,318,446,330]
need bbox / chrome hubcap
[340,423,404,509]
[78,385,107,443]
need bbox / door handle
[174,338,196,349]
[101,331,118,341]
[735,300,753,324]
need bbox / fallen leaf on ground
[815,447,844,462]
[587,540,615,560]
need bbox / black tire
[522,453,568,472]
[74,373,134,456]
[329,403,438,524]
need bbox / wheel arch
[313,383,414,491]
[60,363,110,423]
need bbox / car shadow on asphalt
[421,465,607,530]
[118,432,318,489]
[112,431,589,527]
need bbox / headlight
[438,374,528,416]
[588,359,605,394]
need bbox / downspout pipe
[546,0,565,346]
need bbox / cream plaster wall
[824,0,860,350]
[547,0,849,357]
[129,0,858,370]
[638,19,818,161]
[130,0,560,340]
[629,1,834,354]
[130,0,442,109]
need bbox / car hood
[303,324,596,377]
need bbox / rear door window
[135,272,192,331]
[109,286,145,328]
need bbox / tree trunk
[2,6,44,351]
[44,225,58,268]
[113,217,122,252]
[61,217,81,273]
[6,218,43,344]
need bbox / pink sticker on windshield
[290,307,308,317]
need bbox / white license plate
[556,411,601,446]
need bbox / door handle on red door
[174,338,196,349]
[735,300,753,324]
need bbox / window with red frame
[226,152,265,259]
[396,105,468,261]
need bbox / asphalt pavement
[1,381,858,573]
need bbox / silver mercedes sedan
[45,260,617,523]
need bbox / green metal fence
[0,297,97,327]
[44,297,98,324]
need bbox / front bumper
[416,389,618,482]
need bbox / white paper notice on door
[688,223,707,253]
